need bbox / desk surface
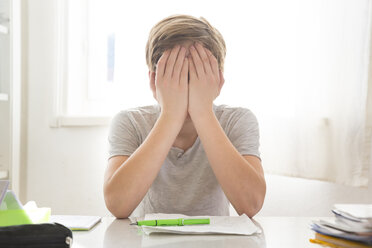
[72,216,328,248]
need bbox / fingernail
[190,45,195,50]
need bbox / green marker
[130,218,210,226]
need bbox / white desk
[72,216,329,248]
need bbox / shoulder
[213,104,259,136]
[214,104,258,123]
[112,104,160,123]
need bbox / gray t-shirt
[108,103,260,217]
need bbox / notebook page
[140,213,261,235]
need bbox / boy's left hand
[188,42,224,118]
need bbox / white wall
[21,0,372,217]
[22,0,110,216]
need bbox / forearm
[191,109,266,217]
[104,113,183,218]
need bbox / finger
[189,45,204,78]
[172,46,186,78]
[188,56,197,80]
[164,45,181,78]
[180,57,189,86]
[194,42,213,75]
[156,50,170,78]
[206,49,219,76]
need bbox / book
[311,222,372,245]
[311,232,372,248]
[50,215,101,231]
[311,204,372,247]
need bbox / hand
[188,42,225,118]
[150,45,189,123]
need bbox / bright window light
[64,0,302,117]
[63,0,372,186]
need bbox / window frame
[50,0,111,127]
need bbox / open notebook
[130,213,262,235]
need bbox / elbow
[104,195,131,219]
[239,179,266,218]
[108,207,129,219]
[239,197,265,218]
[111,211,130,219]
[237,200,264,218]
[246,198,265,218]
[104,185,131,219]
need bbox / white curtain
[217,0,372,186]
[222,0,372,187]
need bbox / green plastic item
[0,191,32,226]
[137,218,210,226]
[0,191,51,227]
[0,209,33,226]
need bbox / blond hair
[146,14,226,73]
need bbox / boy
[103,14,266,218]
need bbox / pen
[130,218,210,226]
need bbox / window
[59,0,372,186]
[62,0,304,117]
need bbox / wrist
[159,111,186,127]
[189,104,214,119]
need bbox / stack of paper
[130,213,261,235]
[310,204,372,247]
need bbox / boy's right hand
[151,45,189,123]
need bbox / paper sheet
[140,230,266,248]
[132,213,261,235]
[334,204,372,219]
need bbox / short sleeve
[229,109,261,160]
[108,110,140,160]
